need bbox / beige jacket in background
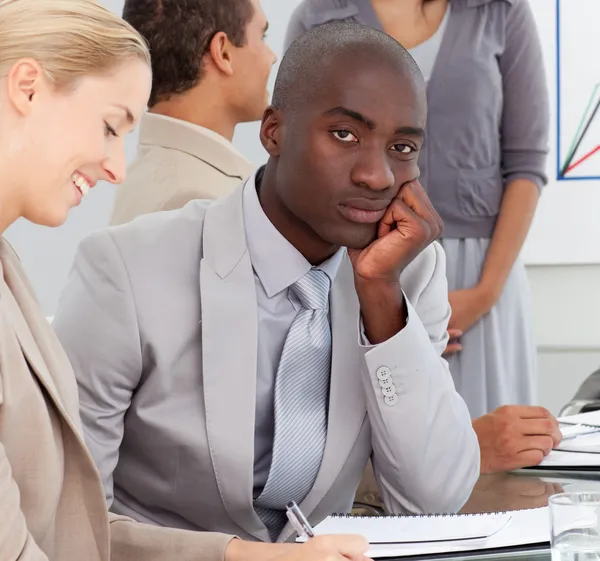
[110,113,254,226]
[0,238,233,560]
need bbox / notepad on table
[559,410,600,427]
[528,411,600,468]
[556,431,600,454]
[298,508,549,559]
[299,511,511,544]
[536,449,600,469]
[560,424,600,440]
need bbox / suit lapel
[280,257,367,541]
[0,249,63,405]
[200,192,367,542]
[200,184,269,541]
[0,243,110,557]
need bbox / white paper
[308,512,510,544]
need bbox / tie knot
[291,268,331,310]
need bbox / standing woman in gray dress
[285,0,549,418]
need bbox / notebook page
[308,512,511,544]
[556,431,600,453]
[560,411,600,426]
[364,507,549,558]
[539,449,600,467]
[560,424,600,440]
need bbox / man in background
[110,0,275,225]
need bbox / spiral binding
[330,507,538,518]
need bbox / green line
[563,83,600,170]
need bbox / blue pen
[286,501,316,539]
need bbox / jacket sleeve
[0,440,48,560]
[499,0,550,189]
[359,243,480,514]
[53,230,143,507]
[109,513,234,561]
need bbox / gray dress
[285,0,549,418]
[409,8,536,417]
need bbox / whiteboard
[523,0,600,264]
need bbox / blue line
[557,175,600,181]
[556,0,561,178]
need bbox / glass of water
[550,492,600,561]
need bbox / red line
[566,144,600,173]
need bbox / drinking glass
[550,492,600,561]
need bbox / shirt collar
[243,169,345,299]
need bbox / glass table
[375,469,600,560]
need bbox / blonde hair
[0,0,150,88]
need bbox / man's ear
[7,58,45,116]
[207,31,235,77]
[260,106,284,157]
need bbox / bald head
[273,21,423,113]
[258,21,428,257]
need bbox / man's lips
[338,198,391,224]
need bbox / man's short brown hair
[123,0,254,107]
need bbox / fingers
[512,408,561,445]
[443,342,462,356]
[403,180,443,233]
[444,328,463,355]
[519,419,561,447]
[377,187,439,246]
[551,427,562,447]
[514,449,546,469]
[306,535,370,559]
[522,435,554,456]
[448,328,463,339]
[507,405,555,420]
[399,181,443,241]
[522,419,560,437]
[377,190,423,239]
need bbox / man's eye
[332,130,358,143]
[392,144,415,154]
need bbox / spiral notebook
[531,411,600,469]
[299,508,549,559]
[301,511,511,544]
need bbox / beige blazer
[0,239,233,560]
[110,113,255,226]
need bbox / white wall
[529,265,600,414]
[524,0,600,266]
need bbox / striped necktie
[255,268,332,541]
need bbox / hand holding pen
[283,501,372,561]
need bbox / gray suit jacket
[54,181,479,543]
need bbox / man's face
[231,0,276,122]
[267,57,427,250]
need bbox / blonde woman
[0,1,368,560]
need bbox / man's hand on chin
[350,180,443,344]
